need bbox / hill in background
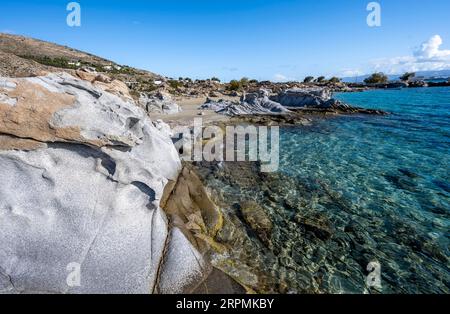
[0,33,162,97]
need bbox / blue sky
[1,0,450,81]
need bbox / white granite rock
[0,73,205,294]
[199,98,234,112]
[139,92,182,115]
[273,88,334,108]
[200,89,289,116]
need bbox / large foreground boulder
[0,73,206,294]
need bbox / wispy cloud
[371,35,450,74]
[273,73,288,82]
[337,69,364,78]
[1,29,15,34]
[273,73,294,82]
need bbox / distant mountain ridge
[342,70,450,83]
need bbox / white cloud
[338,69,364,78]
[1,30,15,34]
[414,35,450,59]
[273,73,291,82]
[371,35,450,74]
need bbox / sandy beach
[149,95,240,127]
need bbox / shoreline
[155,85,449,294]
[151,88,392,294]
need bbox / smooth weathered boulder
[139,92,182,115]
[272,88,334,108]
[0,73,206,294]
[199,98,235,112]
[200,89,288,116]
[72,69,134,102]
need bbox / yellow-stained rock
[161,165,224,253]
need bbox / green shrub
[168,79,183,89]
[315,76,326,83]
[364,72,388,84]
[240,77,249,86]
[329,77,341,83]
[143,83,158,92]
[20,55,76,69]
[228,80,241,91]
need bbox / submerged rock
[0,73,207,294]
[294,213,333,241]
[239,201,273,246]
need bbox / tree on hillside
[228,80,241,91]
[329,77,341,83]
[364,72,388,84]
[240,77,249,87]
[211,77,221,82]
[303,76,314,83]
[315,76,326,83]
[400,72,416,82]
[168,79,183,89]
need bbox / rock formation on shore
[273,88,333,108]
[139,92,182,115]
[201,89,288,116]
[0,72,207,294]
[199,88,379,117]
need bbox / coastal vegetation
[329,77,341,83]
[168,79,184,90]
[315,76,326,83]
[364,72,389,84]
[228,80,241,91]
[19,55,79,69]
[227,77,251,91]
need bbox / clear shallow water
[278,87,449,292]
[197,87,449,293]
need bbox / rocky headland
[199,87,387,127]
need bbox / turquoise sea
[278,87,449,293]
